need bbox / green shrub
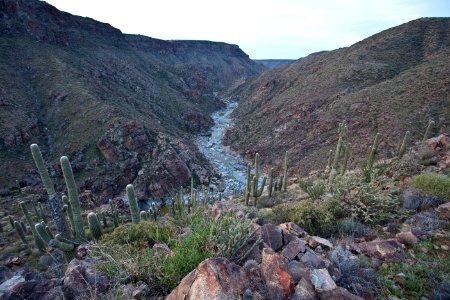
[272,201,334,236]
[299,179,327,200]
[101,221,173,247]
[410,173,450,199]
[336,218,369,237]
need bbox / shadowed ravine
[196,99,247,197]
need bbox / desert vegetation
[1,119,449,299]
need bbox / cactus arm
[87,212,102,241]
[35,223,51,243]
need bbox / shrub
[336,218,369,238]
[299,179,327,200]
[326,171,402,225]
[101,221,173,248]
[272,201,335,236]
[209,213,260,264]
[410,173,450,199]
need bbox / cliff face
[0,0,264,199]
[227,18,450,175]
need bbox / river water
[196,99,247,197]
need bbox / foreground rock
[168,222,366,300]
[166,257,249,300]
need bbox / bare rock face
[166,257,250,300]
[260,248,294,300]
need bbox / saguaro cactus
[49,234,76,262]
[283,151,288,192]
[333,121,347,170]
[399,131,410,158]
[268,168,274,197]
[20,201,46,253]
[422,120,435,142]
[340,143,351,175]
[244,164,251,206]
[30,144,69,238]
[126,184,140,224]
[88,212,102,241]
[14,221,28,245]
[61,156,85,241]
[35,223,52,244]
[109,199,119,227]
[251,153,266,207]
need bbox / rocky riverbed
[196,99,247,197]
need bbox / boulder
[290,277,317,300]
[260,224,283,251]
[166,258,250,300]
[62,259,109,299]
[278,222,307,245]
[436,202,450,220]
[2,278,59,300]
[0,275,25,297]
[310,268,337,292]
[402,188,444,211]
[281,238,306,261]
[356,239,404,262]
[299,249,326,268]
[287,261,310,285]
[260,248,294,300]
[308,236,333,250]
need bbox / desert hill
[226,17,450,175]
[0,0,264,199]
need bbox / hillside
[0,0,264,199]
[254,59,296,68]
[226,18,450,176]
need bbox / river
[196,99,247,197]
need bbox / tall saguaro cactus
[282,151,288,192]
[20,201,46,253]
[61,156,85,241]
[399,131,410,158]
[333,121,347,170]
[126,184,140,224]
[251,153,266,207]
[30,144,69,238]
[422,120,435,142]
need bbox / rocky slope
[226,18,450,176]
[0,0,264,199]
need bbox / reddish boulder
[308,236,333,250]
[260,248,294,300]
[166,258,250,300]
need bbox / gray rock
[287,261,310,285]
[300,249,326,268]
[310,269,337,292]
[0,275,25,296]
[282,238,306,261]
[402,188,444,211]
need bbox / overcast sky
[44,0,449,59]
